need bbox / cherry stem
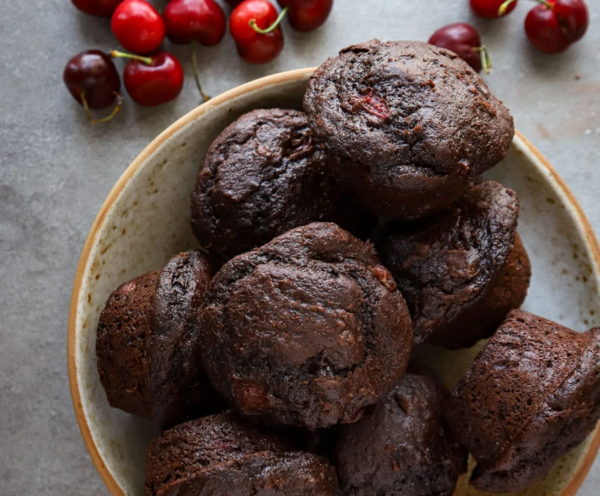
[192,41,211,103]
[158,0,167,14]
[498,0,518,15]
[110,50,153,65]
[81,91,123,126]
[533,0,553,8]
[249,6,288,34]
[473,46,492,75]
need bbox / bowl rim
[67,67,600,496]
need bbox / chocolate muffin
[304,40,514,220]
[377,180,531,348]
[445,310,600,493]
[96,250,220,428]
[200,222,414,429]
[335,364,467,496]
[144,411,338,496]
[191,108,374,264]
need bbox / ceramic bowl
[68,68,600,496]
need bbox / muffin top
[96,271,160,419]
[200,222,413,429]
[335,364,467,496]
[191,108,373,263]
[304,40,514,177]
[145,411,338,496]
[378,180,520,344]
[445,310,600,492]
[147,250,215,428]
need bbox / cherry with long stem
[192,41,211,102]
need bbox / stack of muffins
[96,40,600,496]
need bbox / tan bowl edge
[67,68,600,496]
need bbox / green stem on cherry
[249,6,288,34]
[192,41,211,103]
[81,91,123,126]
[158,0,167,14]
[498,0,518,15]
[110,50,153,65]
[533,0,553,8]
[473,46,492,75]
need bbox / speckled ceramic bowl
[68,68,600,496]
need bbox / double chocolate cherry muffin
[304,40,514,221]
[378,180,531,348]
[191,108,374,264]
[145,411,338,496]
[96,250,221,428]
[335,364,467,496]
[446,310,600,493]
[200,222,414,430]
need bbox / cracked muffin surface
[144,411,338,496]
[303,40,514,220]
[200,222,413,429]
[191,108,374,263]
[445,310,600,493]
[378,180,529,347]
[335,363,467,496]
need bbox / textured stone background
[1,0,599,494]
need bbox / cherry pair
[469,0,588,54]
[229,0,333,64]
[64,49,185,124]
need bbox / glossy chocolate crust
[304,40,514,220]
[445,310,600,493]
[191,108,375,264]
[335,364,467,496]
[200,222,414,429]
[96,251,218,426]
[377,180,527,347]
[144,411,338,496]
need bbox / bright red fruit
[72,0,124,16]
[429,23,491,74]
[470,0,518,18]
[111,0,165,54]
[525,0,589,54]
[277,0,333,31]
[118,51,185,107]
[164,0,227,45]
[64,50,122,124]
[230,0,284,64]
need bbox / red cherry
[429,23,491,74]
[276,0,333,32]
[71,0,124,16]
[469,0,518,18]
[550,0,588,41]
[113,51,185,107]
[525,0,588,54]
[64,50,122,124]
[230,0,284,64]
[164,0,227,45]
[111,0,165,54]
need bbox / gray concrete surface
[1,0,599,494]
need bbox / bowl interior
[69,71,600,496]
